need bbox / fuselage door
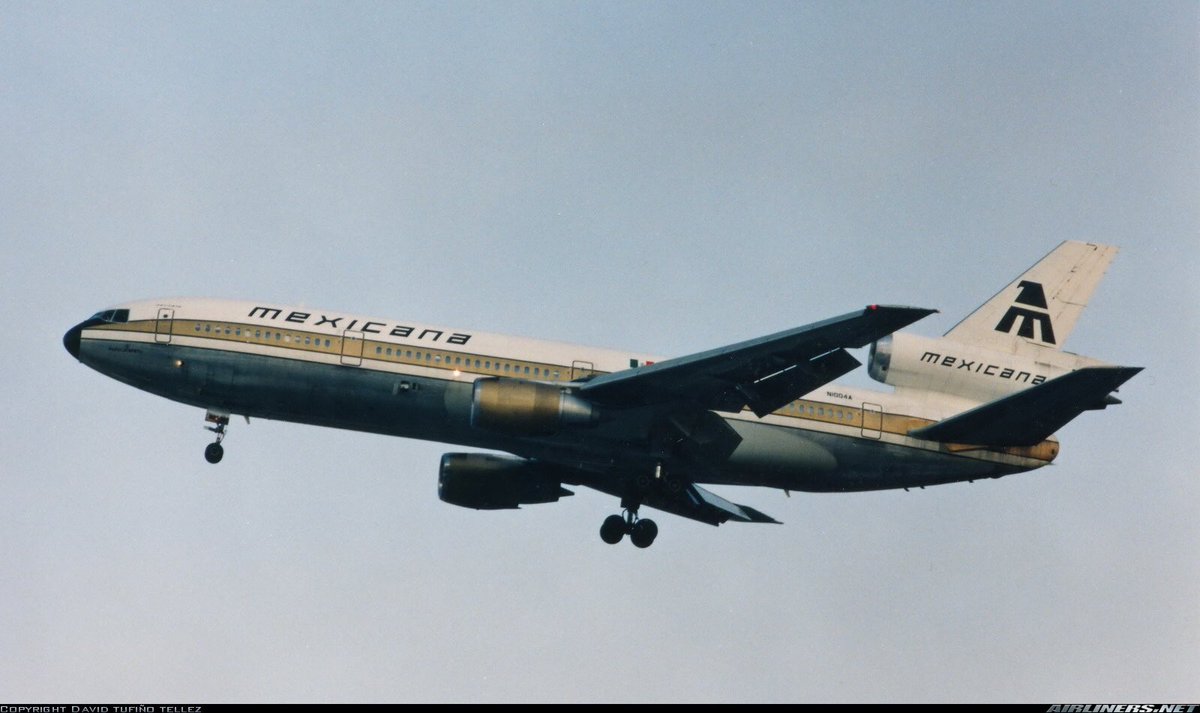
[155,308,174,344]
[861,402,883,439]
[340,329,364,366]
[571,360,595,380]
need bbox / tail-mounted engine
[470,378,598,435]
[438,453,573,510]
[868,332,1100,403]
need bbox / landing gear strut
[599,501,658,548]
[204,411,229,464]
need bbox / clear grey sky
[3,1,1197,703]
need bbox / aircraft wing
[642,483,781,526]
[579,305,936,417]
[909,365,1142,446]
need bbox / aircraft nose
[63,322,84,359]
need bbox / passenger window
[375,346,382,354]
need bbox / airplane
[63,241,1140,548]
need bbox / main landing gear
[203,411,229,464]
[600,502,659,549]
[599,462,679,548]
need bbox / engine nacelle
[470,378,598,435]
[868,332,1099,403]
[437,453,572,510]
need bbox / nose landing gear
[203,411,229,464]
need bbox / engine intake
[438,453,573,510]
[470,378,598,435]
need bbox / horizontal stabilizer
[909,366,1142,446]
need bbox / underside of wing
[442,453,781,527]
[576,469,780,526]
[656,483,781,526]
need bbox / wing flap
[639,483,781,526]
[739,347,862,417]
[909,366,1142,446]
[663,409,744,464]
[686,484,781,524]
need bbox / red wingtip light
[867,304,878,311]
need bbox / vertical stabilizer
[944,241,1117,354]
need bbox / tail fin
[944,241,1117,354]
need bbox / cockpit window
[89,309,131,323]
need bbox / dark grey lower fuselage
[76,334,1035,493]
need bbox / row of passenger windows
[195,323,333,348]
[373,345,562,380]
[785,402,856,422]
[194,322,565,381]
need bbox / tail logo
[994,281,1056,344]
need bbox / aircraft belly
[77,338,1041,494]
[715,419,1030,492]
[725,420,838,478]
